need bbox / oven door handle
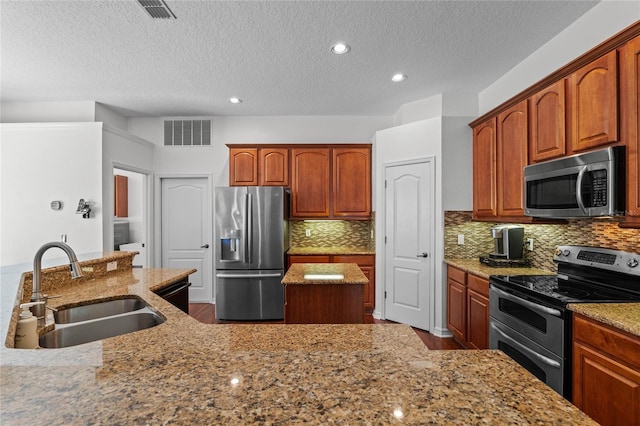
[491,323,561,369]
[492,286,563,318]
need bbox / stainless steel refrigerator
[214,186,289,320]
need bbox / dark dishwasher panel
[154,280,191,314]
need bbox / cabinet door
[570,50,619,152]
[291,148,331,218]
[623,35,640,225]
[332,147,371,217]
[573,315,640,426]
[530,80,566,162]
[446,269,466,343]
[466,289,489,349]
[473,118,497,219]
[114,175,128,217]
[260,148,289,186]
[497,100,528,217]
[229,148,258,186]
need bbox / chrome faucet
[30,242,83,325]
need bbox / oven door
[489,284,567,357]
[489,320,567,397]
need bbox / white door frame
[111,162,153,268]
[379,157,436,332]
[154,173,213,300]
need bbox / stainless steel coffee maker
[490,225,524,260]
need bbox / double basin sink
[39,296,165,349]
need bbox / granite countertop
[568,303,640,337]
[288,246,375,256]
[0,256,596,424]
[445,258,554,279]
[282,263,368,285]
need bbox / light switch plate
[457,234,465,245]
[106,261,117,272]
[305,229,311,237]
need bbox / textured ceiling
[0,0,599,117]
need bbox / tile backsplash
[445,211,640,271]
[290,219,374,248]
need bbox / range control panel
[554,245,640,275]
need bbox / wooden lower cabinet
[573,313,640,426]
[284,283,364,324]
[288,254,375,313]
[446,265,490,349]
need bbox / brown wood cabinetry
[622,35,640,225]
[285,283,364,324]
[288,254,375,313]
[497,100,528,217]
[332,148,371,217]
[472,118,497,219]
[573,313,640,426]
[446,265,489,349]
[259,148,289,186]
[229,148,258,186]
[291,148,331,217]
[228,144,371,219]
[569,50,619,153]
[530,80,567,162]
[114,175,128,217]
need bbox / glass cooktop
[490,274,640,307]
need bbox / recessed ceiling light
[391,73,407,82]
[228,97,243,104]
[331,43,350,55]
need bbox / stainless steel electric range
[489,245,640,399]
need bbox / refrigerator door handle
[245,192,253,264]
[216,273,282,279]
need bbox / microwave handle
[575,166,588,215]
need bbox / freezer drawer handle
[216,273,282,279]
[490,322,561,369]
[492,286,562,317]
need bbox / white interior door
[161,178,212,302]
[384,159,434,330]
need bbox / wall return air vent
[137,0,177,19]
[164,120,212,146]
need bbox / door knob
[416,252,428,258]
[201,244,210,249]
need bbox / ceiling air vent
[164,120,211,146]
[137,0,176,19]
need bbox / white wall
[480,1,640,114]
[0,123,104,265]
[102,126,155,255]
[0,101,97,123]
[442,117,474,211]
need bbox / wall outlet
[106,261,118,272]
[457,234,465,245]
[305,229,311,237]
[526,238,534,251]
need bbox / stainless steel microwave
[524,146,625,218]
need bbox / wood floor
[188,303,464,350]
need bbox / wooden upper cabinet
[229,148,258,186]
[114,175,128,217]
[530,80,567,162]
[291,148,331,217]
[497,100,528,217]
[472,118,497,219]
[622,35,640,225]
[570,50,619,152]
[332,148,371,217]
[259,148,289,186]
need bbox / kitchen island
[0,254,597,424]
[282,263,367,324]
